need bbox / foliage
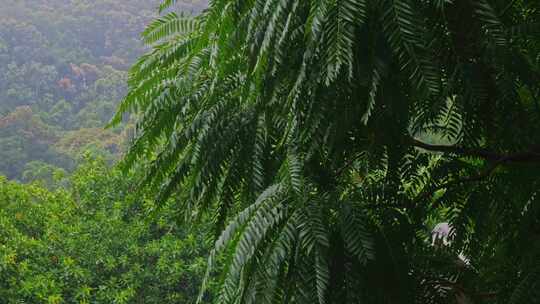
[0,157,214,303]
[115,0,540,303]
[0,106,73,180]
[0,1,143,179]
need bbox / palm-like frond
[114,0,540,303]
[142,12,201,45]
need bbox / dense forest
[1,157,211,303]
[2,0,540,303]
[0,1,213,303]
[0,0,206,181]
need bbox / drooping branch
[409,138,540,164]
[411,139,539,208]
[427,160,502,203]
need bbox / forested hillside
[0,1,214,302]
[0,0,207,181]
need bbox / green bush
[0,158,214,303]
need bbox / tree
[0,157,214,303]
[21,160,67,188]
[0,0,160,180]
[0,106,69,179]
[114,0,540,303]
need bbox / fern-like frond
[142,12,200,45]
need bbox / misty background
[0,0,207,183]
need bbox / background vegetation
[0,157,213,303]
[0,0,207,180]
[0,1,212,303]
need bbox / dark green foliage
[115,0,540,303]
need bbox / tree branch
[409,138,540,164]
[414,159,504,209]
[437,160,502,189]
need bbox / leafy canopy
[114,0,540,303]
[0,157,213,303]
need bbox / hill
[0,0,207,181]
